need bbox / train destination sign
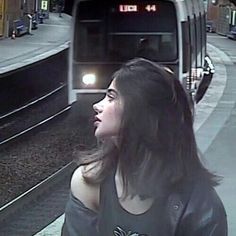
[118,4,157,13]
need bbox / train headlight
[82,73,96,86]
[211,0,218,6]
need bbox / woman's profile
[62,58,227,236]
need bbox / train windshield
[75,1,178,62]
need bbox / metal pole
[35,0,38,12]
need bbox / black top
[61,170,227,236]
[61,192,98,236]
[98,170,167,235]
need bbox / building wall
[0,0,36,37]
[207,0,228,20]
[24,0,36,14]
[0,0,5,36]
[207,0,236,35]
[4,0,22,37]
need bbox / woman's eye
[107,93,115,101]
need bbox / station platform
[0,13,71,75]
[35,215,64,236]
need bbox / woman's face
[93,79,123,139]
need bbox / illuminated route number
[145,5,157,12]
[119,4,157,12]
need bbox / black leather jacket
[162,181,227,236]
[62,179,227,236]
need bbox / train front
[69,0,178,104]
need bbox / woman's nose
[93,101,102,113]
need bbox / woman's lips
[94,116,101,126]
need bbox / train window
[107,1,178,62]
[107,32,177,62]
[76,22,105,60]
[187,16,192,73]
[195,15,201,67]
[182,21,191,73]
[74,1,178,62]
[202,13,207,57]
[190,17,197,68]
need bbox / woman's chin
[94,131,118,141]
[94,130,105,139]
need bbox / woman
[62,58,227,235]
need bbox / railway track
[0,84,77,235]
[0,161,76,235]
[0,84,70,146]
[0,77,98,235]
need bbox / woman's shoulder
[174,178,225,212]
[71,164,100,212]
[190,179,224,208]
[178,180,227,234]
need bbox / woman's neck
[114,163,154,215]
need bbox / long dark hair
[79,58,220,198]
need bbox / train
[68,0,215,105]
